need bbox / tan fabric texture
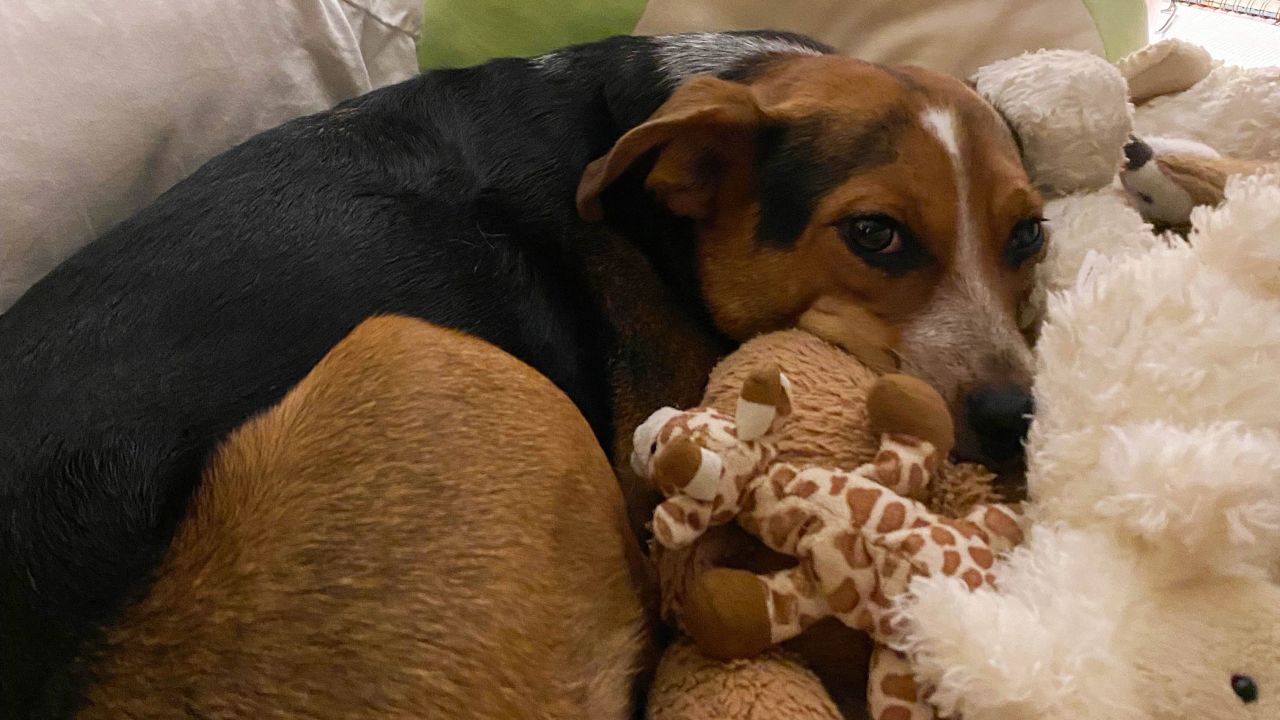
[0,0,422,311]
[634,0,1107,79]
[648,639,844,720]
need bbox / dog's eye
[1232,674,1259,704]
[836,215,927,275]
[839,216,903,254]
[1006,218,1046,266]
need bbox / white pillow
[0,0,422,311]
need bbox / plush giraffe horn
[653,436,723,502]
[736,365,791,441]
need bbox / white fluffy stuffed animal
[894,174,1280,720]
[972,42,1280,330]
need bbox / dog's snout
[965,385,1033,462]
[1123,136,1153,171]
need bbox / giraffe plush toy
[632,348,1026,720]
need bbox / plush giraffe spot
[881,705,914,720]
[969,546,994,569]
[900,534,926,555]
[837,532,872,568]
[962,569,984,589]
[985,507,1025,544]
[953,521,982,540]
[793,480,820,498]
[741,491,758,516]
[880,673,919,702]
[870,586,890,608]
[791,567,818,598]
[924,452,940,473]
[767,508,808,548]
[911,518,930,529]
[688,512,703,531]
[908,465,925,494]
[847,486,883,526]
[711,509,736,524]
[654,517,674,546]
[986,573,998,586]
[829,474,849,495]
[828,578,862,613]
[877,502,907,533]
[771,590,797,626]
[771,467,797,495]
[874,450,902,485]
[667,504,687,524]
[930,527,956,546]
[941,550,962,575]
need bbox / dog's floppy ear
[577,75,765,222]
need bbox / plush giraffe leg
[681,568,773,660]
[652,495,716,549]
[868,645,933,720]
[869,434,937,502]
[961,502,1027,554]
[681,563,831,660]
[756,563,832,645]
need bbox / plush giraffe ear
[653,436,723,502]
[576,75,765,222]
[736,365,792,442]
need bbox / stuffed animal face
[900,527,1280,720]
[1126,576,1280,720]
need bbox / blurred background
[418,0,642,68]
[4,0,1277,311]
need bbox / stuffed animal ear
[897,526,1142,720]
[1115,39,1213,105]
[736,365,792,442]
[577,75,765,222]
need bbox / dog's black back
[0,32,830,716]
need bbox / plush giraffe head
[633,365,794,549]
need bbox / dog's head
[578,53,1045,470]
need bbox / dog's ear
[577,75,765,222]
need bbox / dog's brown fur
[78,316,649,720]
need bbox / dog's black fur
[0,32,832,717]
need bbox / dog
[0,31,1044,716]
[75,316,650,719]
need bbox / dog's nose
[1123,136,1153,170]
[965,385,1033,463]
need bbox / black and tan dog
[0,31,1045,717]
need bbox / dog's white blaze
[920,107,1000,317]
[897,106,1032,426]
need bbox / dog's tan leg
[78,316,648,720]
